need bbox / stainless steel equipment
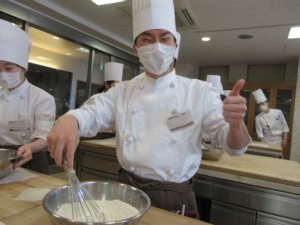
[202,144,224,160]
[43,181,151,225]
[0,149,21,178]
[62,149,106,222]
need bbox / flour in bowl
[56,199,139,222]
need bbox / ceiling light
[202,37,210,41]
[35,56,51,61]
[76,47,89,53]
[66,53,71,55]
[11,23,16,26]
[288,27,300,39]
[239,34,254,39]
[53,36,59,39]
[91,0,125,6]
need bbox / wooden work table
[246,140,283,158]
[0,169,209,225]
[81,138,300,193]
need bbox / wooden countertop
[1,205,209,225]
[0,169,67,220]
[0,168,208,225]
[81,138,300,187]
[249,141,282,152]
[200,152,300,187]
[81,137,117,151]
[82,138,283,152]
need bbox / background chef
[97,62,124,93]
[47,0,251,211]
[253,89,289,148]
[0,19,56,174]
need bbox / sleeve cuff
[65,110,88,136]
[223,135,252,157]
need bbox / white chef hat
[104,62,124,82]
[132,0,177,41]
[174,31,181,60]
[0,19,32,70]
[78,89,86,97]
[224,90,231,97]
[252,89,267,104]
[206,75,223,95]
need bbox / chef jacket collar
[8,79,29,97]
[143,68,176,88]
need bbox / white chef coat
[0,79,56,146]
[255,109,289,145]
[67,69,251,183]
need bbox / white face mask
[259,105,268,112]
[137,43,176,76]
[0,70,22,89]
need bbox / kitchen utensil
[43,181,151,225]
[202,144,224,160]
[0,149,22,178]
[62,149,106,222]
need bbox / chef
[47,0,251,211]
[253,89,289,148]
[0,19,56,174]
[97,62,124,93]
[170,31,181,68]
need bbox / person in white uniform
[97,62,124,93]
[47,0,251,210]
[253,89,289,148]
[0,19,55,174]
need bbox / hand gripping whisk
[62,149,106,222]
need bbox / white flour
[56,199,139,222]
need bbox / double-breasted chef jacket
[255,109,289,145]
[0,79,55,146]
[67,69,251,183]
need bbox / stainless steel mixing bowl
[43,181,151,225]
[0,149,21,178]
[202,144,224,160]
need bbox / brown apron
[118,168,197,211]
[0,145,49,175]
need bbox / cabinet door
[210,200,256,225]
[274,89,294,137]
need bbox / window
[0,13,23,29]
[27,26,90,114]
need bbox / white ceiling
[10,0,300,66]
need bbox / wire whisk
[62,149,106,222]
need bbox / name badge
[167,111,194,132]
[9,120,30,131]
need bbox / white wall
[29,46,104,109]
[290,57,300,163]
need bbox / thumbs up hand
[222,79,247,125]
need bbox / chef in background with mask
[0,19,55,174]
[97,62,124,93]
[253,89,289,148]
[47,0,251,211]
